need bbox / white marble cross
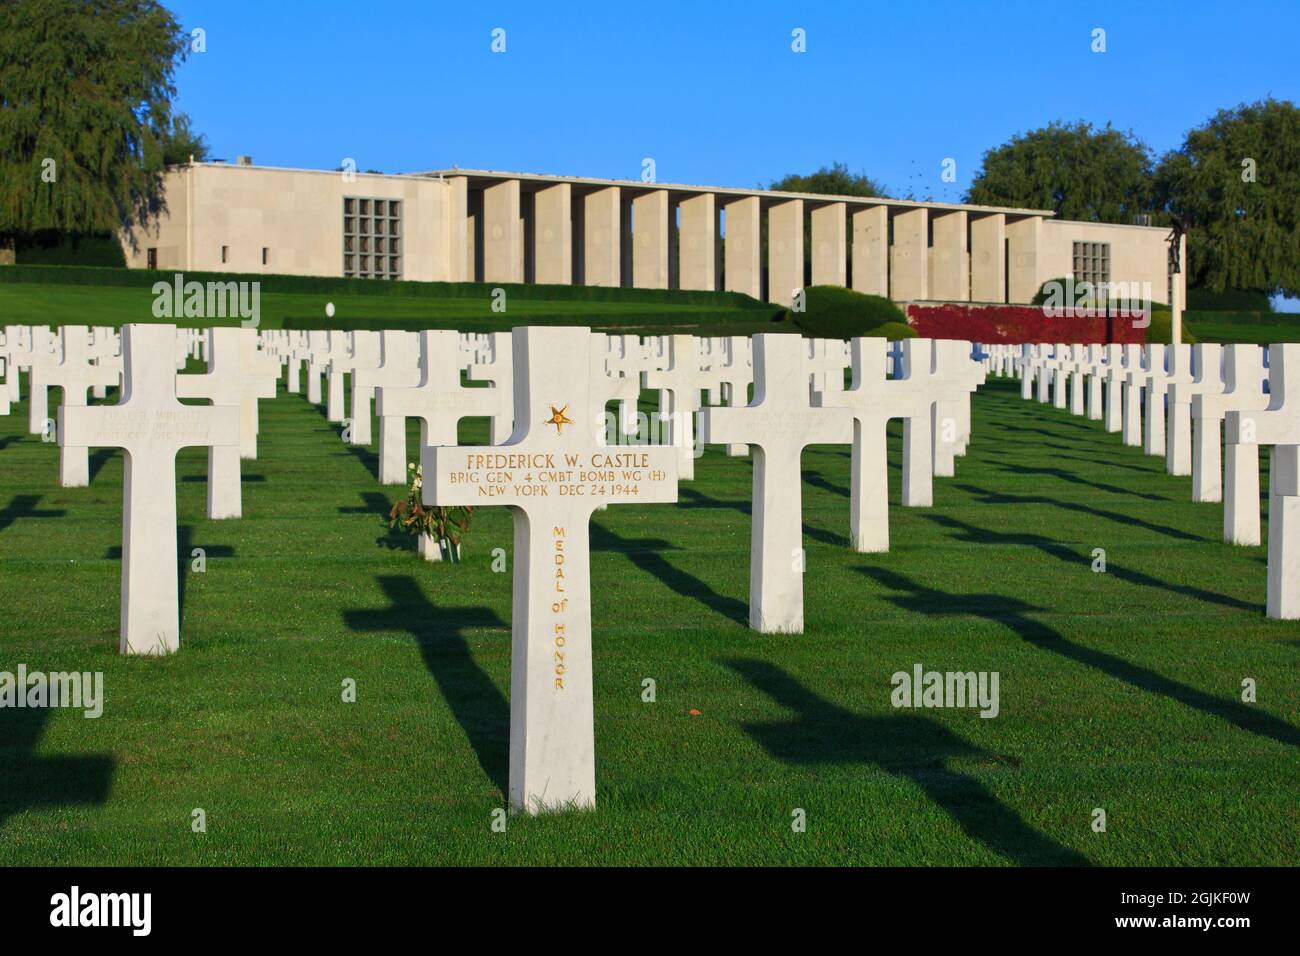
[464,331,515,444]
[425,326,679,812]
[1191,344,1266,505]
[375,330,502,487]
[1166,344,1218,478]
[306,330,331,405]
[929,339,983,476]
[1083,345,1105,421]
[353,330,421,450]
[344,331,382,445]
[604,334,650,436]
[59,324,239,655]
[711,335,752,456]
[175,327,271,519]
[698,333,853,633]
[1122,346,1154,448]
[1225,344,1300,616]
[23,326,59,434]
[1144,344,1191,461]
[32,326,119,486]
[324,332,352,423]
[644,334,711,481]
[815,336,937,553]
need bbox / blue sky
[167,0,1298,196]
[167,0,1298,304]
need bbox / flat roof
[413,167,1057,219]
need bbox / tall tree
[160,111,209,166]
[966,121,1155,223]
[0,0,191,263]
[769,162,885,198]
[1155,98,1300,297]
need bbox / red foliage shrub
[905,303,1146,344]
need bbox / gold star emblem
[544,404,574,434]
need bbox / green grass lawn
[0,372,1297,866]
[0,267,785,336]
[1184,310,1300,344]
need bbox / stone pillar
[583,187,621,288]
[929,211,969,301]
[482,179,521,283]
[810,202,846,287]
[1006,216,1043,303]
[632,190,670,289]
[890,208,928,301]
[533,183,572,285]
[851,206,888,297]
[969,213,1006,302]
[445,176,469,282]
[678,193,716,291]
[724,196,761,299]
[767,199,804,307]
[1172,231,1188,345]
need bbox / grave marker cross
[59,324,239,655]
[425,326,678,812]
[698,333,853,633]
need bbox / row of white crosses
[1009,339,1300,618]
[5,319,982,814]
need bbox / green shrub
[789,285,906,338]
[1145,311,1196,345]
[873,321,917,340]
[1187,287,1272,312]
[1031,278,1073,306]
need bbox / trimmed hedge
[0,263,783,313]
[789,285,906,338]
[16,233,126,268]
[1187,288,1272,312]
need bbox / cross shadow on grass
[996,463,1168,502]
[343,575,509,796]
[334,437,379,480]
[858,564,1300,751]
[0,707,114,833]
[924,513,1254,613]
[952,483,1204,543]
[725,658,1088,866]
[0,494,65,535]
[590,521,749,627]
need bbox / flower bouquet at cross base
[388,463,473,563]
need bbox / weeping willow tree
[1155,98,1300,297]
[0,0,192,264]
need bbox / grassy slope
[0,370,1296,866]
[0,270,783,336]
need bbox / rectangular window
[147,248,157,270]
[1072,241,1110,289]
[261,247,269,266]
[342,196,403,279]
[221,245,228,264]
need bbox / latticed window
[344,198,403,279]
[1072,241,1110,288]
